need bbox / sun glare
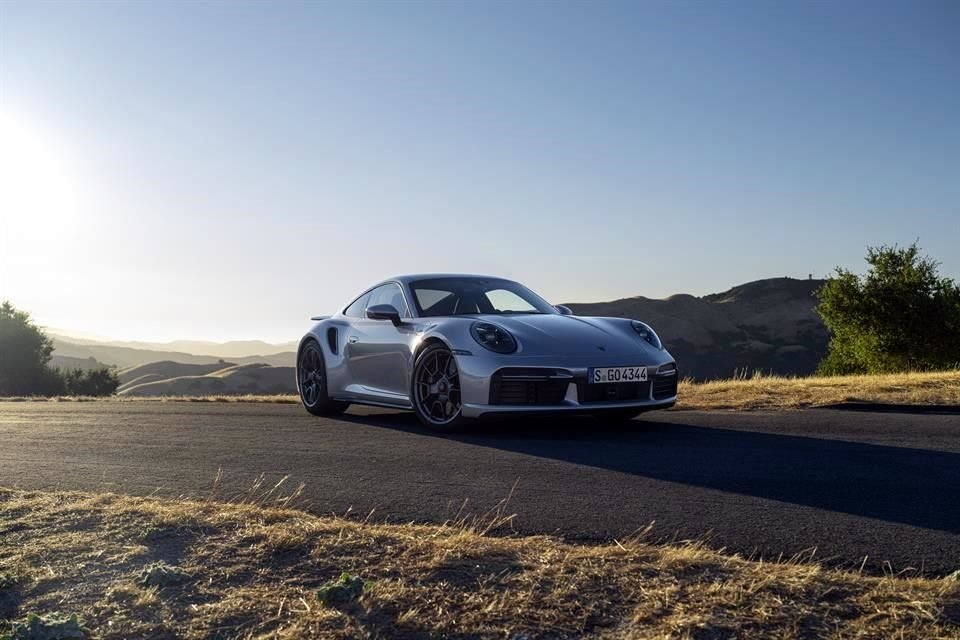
[0,111,81,249]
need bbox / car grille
[489,369,570,406]
[652,372,678,399]
[578,381,651,403]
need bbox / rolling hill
[567,277,828,380]
[51,337,294,369]
[68,277,829,395]
[118,363,296,397]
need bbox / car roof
[380,274,516,287]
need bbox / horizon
[40,273,825,345]
[2,1,957,343]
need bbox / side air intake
[326,327,339,354]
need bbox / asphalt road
[1,402,958,574]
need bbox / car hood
[469,313,655,358]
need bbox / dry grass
[1,488,958,639]
[676,369,960,411]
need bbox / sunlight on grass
[0,487,956,639]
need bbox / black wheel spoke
[299,345,325,408]
[414,347,462,426]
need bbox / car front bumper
[455,353,678,419]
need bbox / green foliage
[0,301,118,397]
[2,612,87,640]
[59,367,119,396]
[316,572,368,607]
[0,301,59,395]
[816,243,960,374]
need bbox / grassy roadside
[3,370,959,412]
[676,369,960,411]
[1,488,958,639]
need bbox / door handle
[348,336,359,344]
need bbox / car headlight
[470,322,517,354]
[631,320,663,350]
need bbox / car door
[344,283,414,401]
[339,291,373,396]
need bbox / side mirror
[367,304,402,326]
[555,304,573,316]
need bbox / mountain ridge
[567,277,828,379]
[56,277,829,390]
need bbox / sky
[0,0,957,343]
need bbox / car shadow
[816,402,960,415]
[339,410,960,534]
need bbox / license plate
[590,366,648,384]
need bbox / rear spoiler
[310,315,331,321]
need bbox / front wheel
[412,343,468,430]
[298,340,349,417]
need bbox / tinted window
[343,292,370,318]
[409,277,556,317]
[366,283,410,318]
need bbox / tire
[298,340,349,417]
[411,343,468,430]
[592,409,643,423]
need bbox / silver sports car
[297,274,678,429]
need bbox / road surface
[1,401,958,574]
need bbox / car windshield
[409,277,558,317]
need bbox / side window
[366,283,411,318]
[343,292,370,318]
[414,288,454,315]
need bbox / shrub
[59,367,119,397]
[816,243,960,374]
[316,572,367,607]
[0,301,118,397]
[0,301,57,395]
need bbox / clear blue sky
[1,0,957,342]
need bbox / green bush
[58,367,119,396]
[0,301,118,397]
[816,243,960,374]
[0,301,58,395]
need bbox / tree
[60,366,120,396]
[0,301,64,395]
[0,301,119,396]
[816,243,960,374]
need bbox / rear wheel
[412,343,468,430]
[298,340,349,417]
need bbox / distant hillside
[51,335,297,360]
[568,277,828,380]
[117,361,239,390]
[55,277,828,389]
[49,355,108,372]
[119,363,296,396]
[52,337,294,369]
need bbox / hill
[49,354,108,371]
[51,335,297,360]
[117,361,240,390]
[118,363,296,396]
[57,277,828,389]
[567,277,828,380]
[52,337,294,369]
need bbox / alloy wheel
[299,344,324,407]
[414,348,462,425]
